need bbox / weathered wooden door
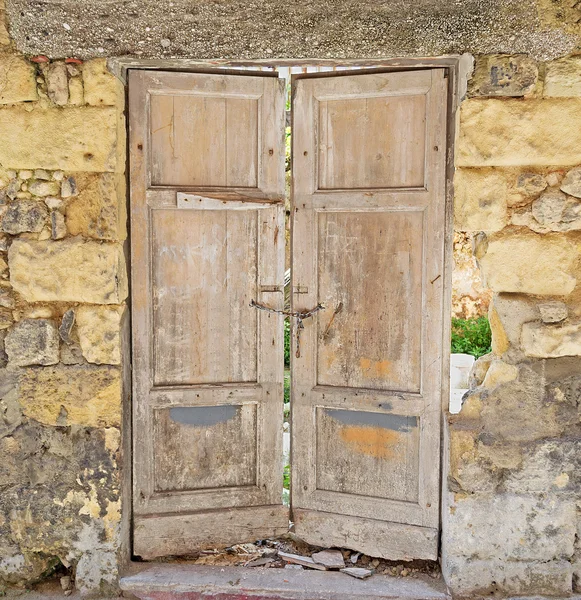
[291,69,448,560]
[129,70,287,559]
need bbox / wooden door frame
[119,56,464,567]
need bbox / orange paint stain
[359,357,392,379]
[339,425,403,460]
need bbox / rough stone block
[539,301,568,323]
[521,320,581,358]
[1,199,48,234]
[76,305,124,365]
[544,56,581,97]
[480,363,564,442]
[448,428,499,493]
[477,441,523,470]
[0,6,9,47]
[477,232,580,295]
[61,175,78,198]
[481,359,518,388]
[454,168,508,232]
[561,166,581,198]
[50,211,66,240]
[512,171,548,205]
[8,239,128,304]
[457,98,581,167]
[0,370,20,439]
[68,75,84,105]
[443,556,573,597]
[45,61,68,106]
[28,180,60,197]
[530,188,581,232]
[444,493,575,563]
[539,356,581,405]
[0,56,37,104]
[469,353,493,388]
[65,173,127,241]
[488,304,509,355]
[468,54,538,97]
[0,308,13,330]
[0,420,121,587]
[449,429,476,476]
[5,319,59,367]
[0,106,122,172]
[19,365,121,427]
[504,439,581,493]
[82,59,124,107]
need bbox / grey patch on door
[325,408,417,432]
[169,405,239,427]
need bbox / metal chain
[249,299,324,358]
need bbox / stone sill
[120,563,448,600]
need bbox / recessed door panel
[318,94,427,189]
[317,210,423,393]
[151,209,259,386]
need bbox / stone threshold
[120,564,449,600]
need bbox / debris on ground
[311,549,345,569]
[246,556,276,567]
[59,576,71,591]
[278,551,327,570]
[159,534,442,582]
[341,567,373,579]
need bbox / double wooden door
[129,67,448,561]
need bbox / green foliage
[283,463,290,490]
[284,370,290,407]
[451,316,492,358]
[284,318,291,367]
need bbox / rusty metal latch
[249,299,324,358]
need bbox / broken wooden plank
[312,549,345,569]
[278,551,327,570]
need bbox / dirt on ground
[154,533,442,579]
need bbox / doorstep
[119,564,449,600]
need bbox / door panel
[151,209,258,386]
[291,69,448,560]
[129,70,287,560]
[316,210,423,392]
[318,94,427,189]
[150,94,259,187]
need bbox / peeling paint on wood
[169,405,239,427]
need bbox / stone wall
[0,12,128,594]
[452,232,491,319]
[0,0,580,596]
[443,54,581,596]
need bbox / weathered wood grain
[291,68,449,559]
[319,94,426,189]
[151,208,258,386]
[130,70,287,557]
[150,94,259,188]
[134,505,289,560]
[293,509,439,561]
[316,210,423,392]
